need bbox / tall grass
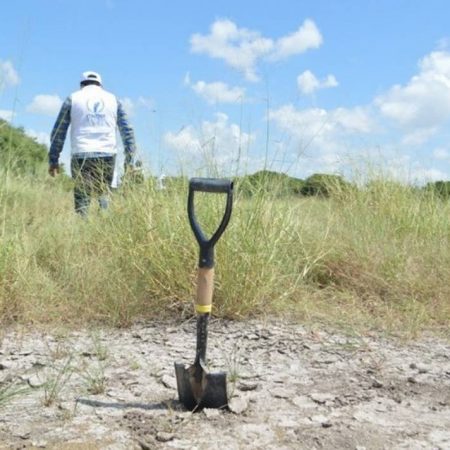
[0,170,449,335]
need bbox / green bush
[301,173,352,197]
[0,119,48,174]
[424,180,450,198]
[238,170,304,197]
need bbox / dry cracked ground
[0,319,449,449]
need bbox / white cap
[81,71,102,85]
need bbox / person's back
[70,84,119,155]
[49,71,136,216]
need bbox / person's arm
[49,96,71,175]
[117,100,136,170]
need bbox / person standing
[49,71,136,216]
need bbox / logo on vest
[86,99,106,126]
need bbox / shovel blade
[174,362,227,411]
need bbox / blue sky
[1,0,450,183]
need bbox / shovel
[174,177,234,411]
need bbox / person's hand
[48,164,59,177]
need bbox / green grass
[0,381,30,407]
[0,170,449,336]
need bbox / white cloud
[186,76,245,104]
[375,51,450,141]
[270,104,373,142]
[411,167,449,182]
[350,153,450,185]
[263,49,450,178]
[0,109,15,121]
[190,19,322,81]
[268,104,375,175]
[297,70,338,94]
[271,19,323,60]
[0,60,20,89]
[26,129,50,146]
[396,161,448,184]
[433,147,450,160]
[400,128,438,146]
[26,95,63,116]
[163,112,255,172]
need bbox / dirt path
[0,319,449,449]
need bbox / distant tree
[238,170,304,196]
[424,180,450,198]
[0,119,48,174]
[301,173,352,197]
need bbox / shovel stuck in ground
[174,177,233,411]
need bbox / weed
[225,341,243,384]
[0,380,30,407]
[42,355,74,407]
[88,331,109,361]
[78,360,107,395]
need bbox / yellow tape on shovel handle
[195,267,214,314]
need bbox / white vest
[70,85,118,155]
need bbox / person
[49,71,136,216]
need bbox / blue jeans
[71,156,116,216]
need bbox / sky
[1,0,450,183]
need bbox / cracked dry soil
[0,319,449,449]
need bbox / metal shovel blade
[174,362,227,411]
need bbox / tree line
[2,119,450,198]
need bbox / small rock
[23,374,44,388]
[310,414,332,427]
[409,362,428,373]
[371,379,383,388]
[161,374,176,390]
[239,372,260,380]
[156,432,174,442]
[271,387,291,399]
[310,392,335,404]
[138,439,154,449]
[237,381,258,392]
[246,333,259,340]
[407,376,417,384]
[106,390,126,401]
[292,396,318,409]
[0,362,7,370]
[322,355,339,364]
[31,440,47,448]
[229,397,249,414]
[32,361,46,369]
[175,411,192,420]
[13,427,31,440]
[203,408,221,418]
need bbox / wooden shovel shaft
[195,267,214,314]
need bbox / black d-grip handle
[189,177,233,194]
[188,178,233,268]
